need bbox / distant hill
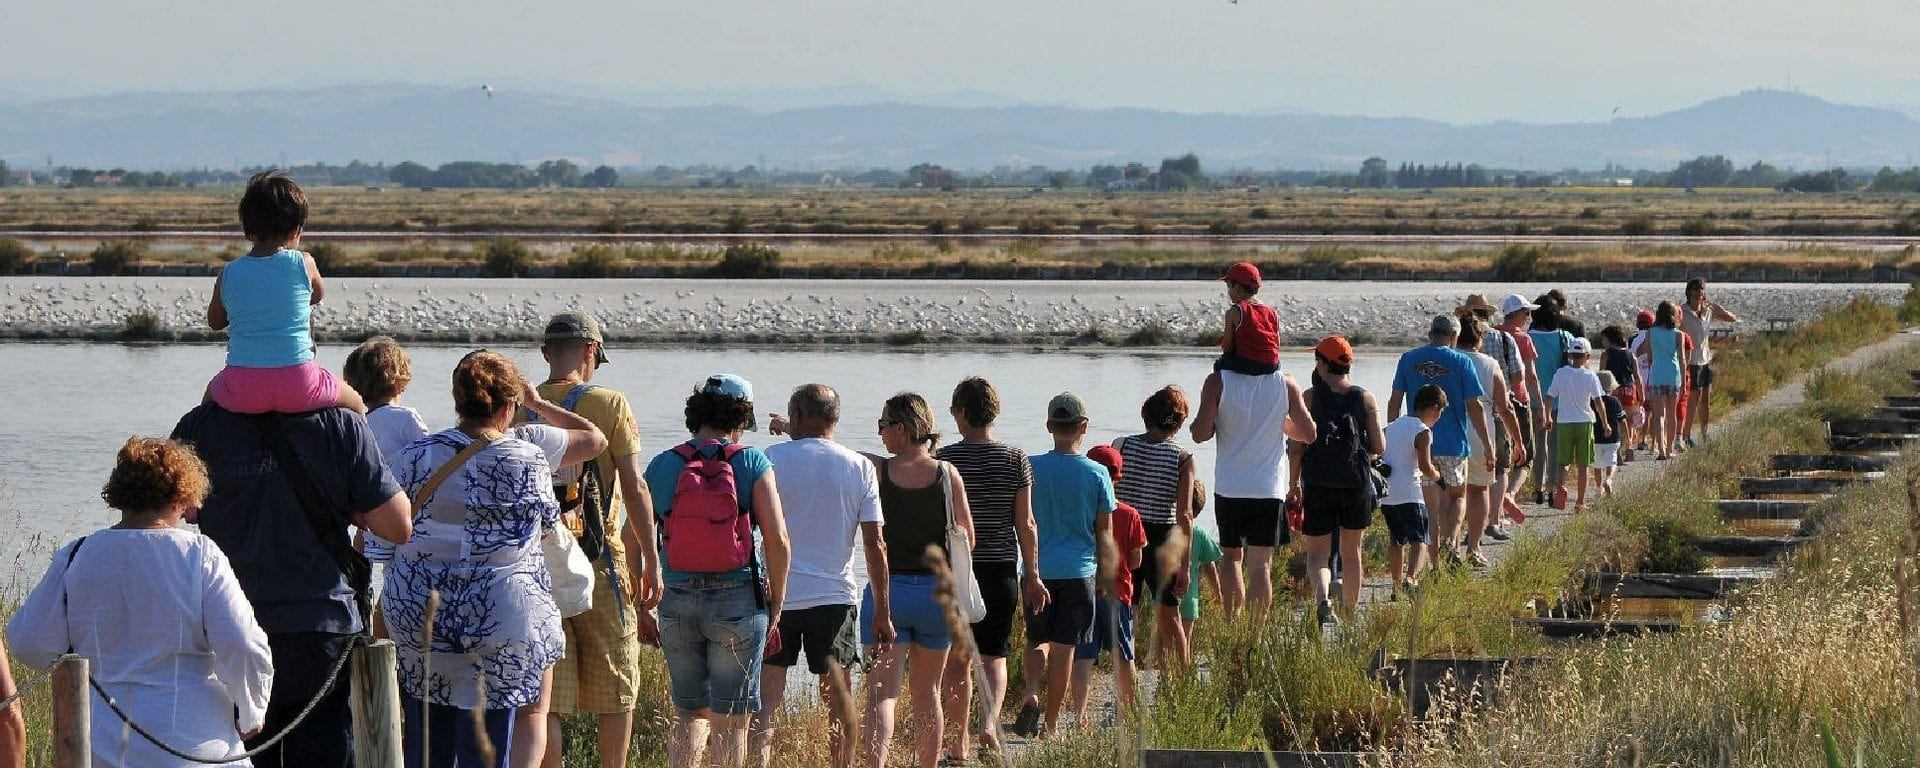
[1,86,1915,171]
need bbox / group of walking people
[0,170,1739,768]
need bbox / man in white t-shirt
[1192,369,1315,620]
[751,384,890,768]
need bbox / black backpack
[1301,384,1371,489]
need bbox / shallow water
[0,342,1400,582]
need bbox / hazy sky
[6,0,1918,121]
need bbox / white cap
[1500,294,1540,316]
[1567,337,1592,355]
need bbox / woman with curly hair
[641,374,790,768]
[7,437,273,767]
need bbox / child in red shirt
[1214,262,1280,376]
[1072,446,1146,721]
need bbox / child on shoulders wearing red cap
[1214,262,1281,377]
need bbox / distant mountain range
[2,86,1916,172]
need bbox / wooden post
[51,654,88,768]
[351,640,404,768]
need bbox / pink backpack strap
[672,442,699,461]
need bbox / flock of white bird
[0,278,1899,344]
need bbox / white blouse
[6,527,273,767]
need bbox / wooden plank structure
[1738,475,1859,496]
[1139,750,1366,768]
[1768,453,1889,473]
[1828,416,1920,436]
[1523,617,1682,638]
[1587,572,1761,599]
[1717,499,1816,520]
[1687,535,1808,557]
[1829,434,1915,452]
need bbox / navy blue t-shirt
[170,405,402,635]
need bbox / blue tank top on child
[221,249,314,367]
[1646,327,1683,387]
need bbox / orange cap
[1314,335,1354,366]
[1220,262,1262,290]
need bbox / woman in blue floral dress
[383,351,606,768]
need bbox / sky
[4,0,1920,122]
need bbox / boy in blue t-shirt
[1388,315,1493,564]
[1010,391,1116,738]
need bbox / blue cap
[702,373,754,402]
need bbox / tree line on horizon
[5,154,1920,194]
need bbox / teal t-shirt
[221,249,314,367]
[1028,450,1115,580]
[643,438,774,583]
[1180,527,1223,621]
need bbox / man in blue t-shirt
[1388,315,1493,566]
[171,405,412,768]
[1012,391,1115,738]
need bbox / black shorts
[1380,502,1429,546]
[764,604,860,674]
[1689,364,1714,389]
[1511,403,1534,465]
[970,561,1020,658]
[1301,485,1373,536]
[1216,495,1286,549]
[1132,522,1183,607]
[1025,577,1096,648]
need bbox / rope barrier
[83,635,365,765]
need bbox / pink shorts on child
[210,361,340,414]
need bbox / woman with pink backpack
[642,374,792,768]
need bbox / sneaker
[1550,487,1568,510]
[1484,525,1512,542]
[1316,600,1338,626]
[1533,488,1547,505]
[1685,437,1699,449]
[1503,497,1528,523]
[1467,550,1490,568]
[1010,702,1042,738]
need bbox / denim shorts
[658,577,768,715]
[1074,598,1135,663]
[862,573,952,650]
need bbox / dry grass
[1,186,1917,237]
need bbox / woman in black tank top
[860,392,975,768]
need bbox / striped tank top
[1112,434,1187,525]
[934,440,1032,564]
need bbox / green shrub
[714,243,781,278]
[90,240,146,276]
[566,244,626,278]
[1492,243,1550,280]
[121,311,163,341]
[1679,217,1716,236]
[482,238,532,277]
[0,238,33,274]
[1122,321,1176,347]
[1207,218,1241,235]
[306,242,344,272]
[1620,216,1655,236]
[1577,206,1602,219]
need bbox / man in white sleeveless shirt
[1191,367,1315,619]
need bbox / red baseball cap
[1087,444,1123,481]
[1220,262,1261,290]
[1636,310,1655,329]
[1314,335,1354,366]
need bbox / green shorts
[1556,422,1595,468]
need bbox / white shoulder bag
[543,523,596,618]
[939,462,988,623]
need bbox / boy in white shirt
[1380,384,1446,598]
[1545,338,1611,511]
